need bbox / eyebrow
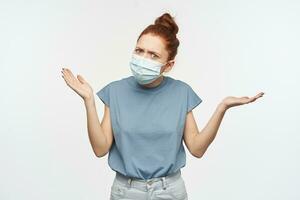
[135,47,161,57]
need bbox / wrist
[84,96,95,106]
[218,102,228,112]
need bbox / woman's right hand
[61,67,93,101]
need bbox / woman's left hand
[221,92,265,110]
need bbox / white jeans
[110,170,188,200]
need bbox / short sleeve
[96,83,111,107]
[186,84,203,113]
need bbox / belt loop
[161,177,167,190]
[127,178,132,189]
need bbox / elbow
[191,149,205,158]
[94,140,112,158]
[94,147,109,158]
[95,151,108,158]
[193,152,203,159]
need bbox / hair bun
[154,13,178,35]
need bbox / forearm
[193,102,227,157]
[84,98,107,156]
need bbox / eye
[135,48,142,53]
[151,53,158,59]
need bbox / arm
[84,98,109,157]
[194,103,226,157]
[85,98,114,158]
[184,92,264,158]
[183,103,227,158]
[61,67,113,158]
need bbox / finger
[249,94,263,102]
[63,67,76,81]
[61,73,70,85]
[66,68,76,80]
[61,68,67,80]
[244,97,254,104]
[61,67,70,79]
[253,92,264,99]
[65,68,80,87]
[77,74,87,84]
[61,68,76,86]
[258,92,265,97]
[61,68,72,84]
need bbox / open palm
[222,92,265,109]
[61,67,93,100]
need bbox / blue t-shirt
[96,75,202,180]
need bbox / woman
[61,13,264,200]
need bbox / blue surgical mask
[129,54,169,85]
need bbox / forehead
[136,34,168,56]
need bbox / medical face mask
[129,53,169,85]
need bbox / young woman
[61,12,264,200]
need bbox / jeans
[110,170,188,200]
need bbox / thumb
[77,74,87,84]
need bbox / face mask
[129,53,170,85]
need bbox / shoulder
[101,75,131,88]
[169,77,191,90]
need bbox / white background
[1,0,299,199]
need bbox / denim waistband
[114,170,181,191]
